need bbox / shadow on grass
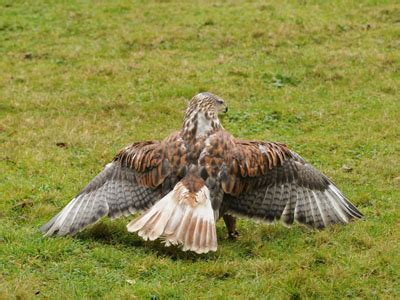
[75,220,220,261]
[72,218,318,261]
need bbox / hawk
[41,92,363,254]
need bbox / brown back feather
[200,131,294,196]
[114,132,187,188]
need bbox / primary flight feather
[41,92,363,254]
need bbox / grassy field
[1,0,399,298]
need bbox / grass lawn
[1,0,399,298]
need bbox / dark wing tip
[40,212,61,236]
[342,196,364,219]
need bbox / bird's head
[182,92,227,139]
[187,92,228,116]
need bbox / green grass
[1,0,399,298]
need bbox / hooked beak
[220,103,228,113]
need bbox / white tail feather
[127,182,217,254]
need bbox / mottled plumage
[41,92,363,253]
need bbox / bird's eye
[216,99,224,105]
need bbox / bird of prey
[41,92,363,254]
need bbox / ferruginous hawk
[41,92,363,254]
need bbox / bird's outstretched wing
[41,133,187,236]
[201,131,363,229]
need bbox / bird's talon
[228,231,239,239]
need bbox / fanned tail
[127,181,217,254]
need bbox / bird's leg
[223,214,239,239]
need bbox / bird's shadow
[75,220,220,261]
[73,219,313,261]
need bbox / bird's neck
[181,111,222,140]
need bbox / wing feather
[41,133,187,236]
[41,163,160,236]
[203,131,363,229]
